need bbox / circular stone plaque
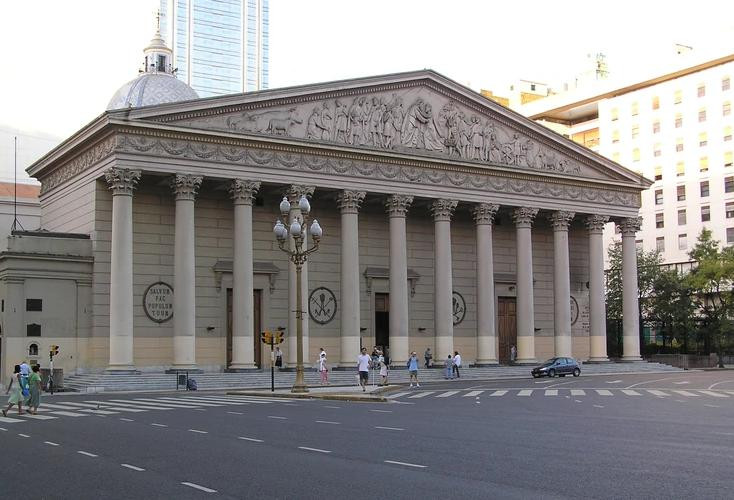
[308,287,337,324]
[143,281,174,323]
[452,291,466,325]
[570,296,580,326]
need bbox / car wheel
[548,369,556,378]
[532,373,538,378]
[573,368,580,377]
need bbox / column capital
[618,216,642,236]
[229,179,260,205]
[385,194,413,217]
[104,168,141,196]
[585,214,610,233]
[512,207,539,228]
[285,185,315,203]
[431,199,458,221]
[337,190,366,214]
[171,174,203,201]
[548,211,575,231]
[473,203,499,225]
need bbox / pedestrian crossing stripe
[571,390,585,396]
[544,390,558,396]
[436,391,460,398]
[517,390,532,396]
[463,391,484,397]
[388,388,733,399]
[490,390,507,396]
[647,390,668,396]
[595,390,613,396]
[621,390,642,396]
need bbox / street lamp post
[273,194,323,393]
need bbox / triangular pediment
[120,71,649,186]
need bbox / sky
[0,0,733,181]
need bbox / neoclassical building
[0,40,651,378]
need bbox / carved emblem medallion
[308,287,337,325]
[143,282,174,323]
[570,296,580,326]
[452,291,466,325]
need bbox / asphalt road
[1,371,733,499]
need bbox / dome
[107,72,199,110]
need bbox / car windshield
[542,358,558,366]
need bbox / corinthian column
[549,211,574,357]
[586,215,610,362]
[229,179,260,370]
[338,190,366,366]
[432,199,458,360]
[105,168,141,372]
[386,194,413,365]
[286,185,315,367]
[620,217,643,361]
[170,174,202,370]
[512,207,539,364]
[474,203,499,365]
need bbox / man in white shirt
[452,351,462,379]
[357,347,372,392]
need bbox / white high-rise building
[159,0,269,97]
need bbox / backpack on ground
[186,378,198,391]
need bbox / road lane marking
[544,390,558,396]
[153,398,223,407]
[77,451,98,457]
[517,390,532,396]
[713,432,734,436]
[384,460,427,468]
[571,390,586,396]
[675,399,687,403]
[79,409,119,415]
[324,406,342,409]
[64,402,143,413]
[699,390,728,398]
[595,390,613,396]
[268,416,287,420]
[625,376,681,389]
[18,433,30,438]
[705,404,720,408]
[181,482,217,493]
[464,390,484,397]
[40,403,83,410]
[535,380,554,384]
[708,381,734,390]
[593,405,604,408]
[621,390,642,396]
[436,391,460,398]
[673,390,699,397]
[0,427,7,431]
[315,420,340,425]
[107,400,175,410]
[375,426,404,431]
[575,400,583,403]
[673,381,690,385]
[298,446,331,453]
[646,390,668,396]
[121,464,145,471]
[490,390,508,397]
[44,441,60,446]
[386,391,410,399]
[238,437,263,443]
[370,409,392,413]
[23,414,57,420]
[606,380,622,384]
[227,411,244,415]
[151,423,168,427]
[408,392,434,399]
[120,418,134,422]
[188,429,208,434]
[48,411,88,417]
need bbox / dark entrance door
[226,289,263,368]
[375,293,389,354]
[498,297,517,365]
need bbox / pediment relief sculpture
[166,87,592,178]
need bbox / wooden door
[226,289,233,367]
[375,293,389,353]
[498,297,517,365]
[226,289,263,368]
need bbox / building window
[675,114,683,128]
[631,125,639,139]
[654,166,662,181]
[631,102,639,116]
[676,162,685,177]
[677,185,686,201]
[653,143,662,157]
[28,344,39,357]
[678,209,687,225]
[26,299,42,312]
[632,148,640,162]
[725,152,733,168]
[724,77,731,91]
[674,90,682,104]
[655,189,664,205]
[652,96,660,110]
[678,234,687,250]
[699,132,708,147]
[653,121,660,133]
[698,85,706,97]
[728,228,734,245]
[724,102,731,116]
[656,212,665,228]
[699,108,707,122]
[676,139,684,152]
[656,237,665,252]
[701,180,710,197]
[726,177,734,193]
[701,205,711,222]
[700,156,709,172]
[26,324,41,337]
[727,202,734,219]
[612,130,620,143]
[611,108,619,121]
[725,126,732,142]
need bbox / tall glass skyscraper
[159,0,269,97]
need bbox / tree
[685,229,734,366]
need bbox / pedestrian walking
[274,346,283,369]
[407,351,420,387]
[27,364,42,415]
[424,348,433,368]
[379,353,389,386]
[445,354,454,379]
[357,347,372,392]
[318,348,329,385]
[453,351,462,378]
[510,345,517,364]
[2,365,24,417]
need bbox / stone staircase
[63,361,682,393]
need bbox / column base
[105,367,140,375]
[513,359,538,366]
[474,360,499,366]
[619,357,643,363]
[585,357,610,363]
[225,366,260,372]
[165,367,203,374]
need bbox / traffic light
[260,331,273,344]
[49,345,59,357]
